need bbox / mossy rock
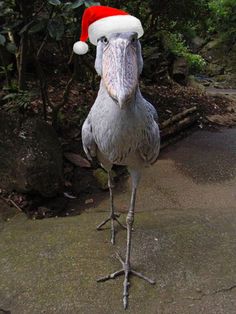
[214,74,228,82]
[93,168,116,190]
[207,63,225,76]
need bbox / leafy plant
[162,32,206,72]
[2,87,33,113]
[0,63,13,74]
[207,0,236,42]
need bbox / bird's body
[82,81,160,170]
[81,31,160,309]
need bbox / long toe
[96,214,126,244]
[97,257,155,309]
[96,217,110,230]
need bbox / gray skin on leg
[96,171,126,245]
[97,170,155,310]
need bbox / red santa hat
[73,6,144,55]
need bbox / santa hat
[73,6,144,55]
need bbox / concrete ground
[0,127,236,314]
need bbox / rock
[171,57,189,85]
[142,42,171,85]
[0,113,63,197]
[206,113,236,127]
[188,76,205,92]
[190,36,205,52]
[206,62,225,77]
[200,38,236,88]
[201,38,222,55]
[214,74,227,82]
[85,198,94,205]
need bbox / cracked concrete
[0,127,236,314]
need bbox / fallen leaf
[64,152,91,168]
[85,198,94,204]
[63,192,77,199]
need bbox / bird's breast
[92,108,145,164]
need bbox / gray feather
[81,116,97,161]
[83,85,160,168]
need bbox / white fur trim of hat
[73,41,89,55]
[88,15,144,45]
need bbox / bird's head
[95,32,143,108]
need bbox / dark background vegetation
[0,0,235,127]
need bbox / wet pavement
[0,127,236,314]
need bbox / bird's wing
[81,116,97,161]
[138,101,160,165]
[145,100,159,124]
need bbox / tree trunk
[16,0,34,90]
[0,47,12,87]
[18,32,28,90]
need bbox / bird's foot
[97,252,155,309]
[96,213,126,245]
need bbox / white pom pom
[73,41,88,55]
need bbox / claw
[115,252,124,265]
[123,295,128,310]
[96,213,126,244]
[97,269,123,282]
[96,218,110,230]
[97,254,155,309]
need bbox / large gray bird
[82,31,160,309]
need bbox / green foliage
[186,54,206,72]
[48,19,65,41]
[48,0,61,6]
[1,63,12,72]
[209,0,235,18]
[0,0,100,45]
[2,86,33,113]
[0,63,13,75]
[162,32,206,72]
[207,0,236,42]
[62,104,89,129]
[67,0,84,9]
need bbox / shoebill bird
[82,32,160,309]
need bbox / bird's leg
[122,186,155,308]
[96,171,126,244]
[97,173,155,309]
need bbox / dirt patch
[142,83,236,126]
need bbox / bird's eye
[131,37,136,43]
[103,37,108,44]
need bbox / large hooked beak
[102,34,139,108]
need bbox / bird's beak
[102,38,138,108]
